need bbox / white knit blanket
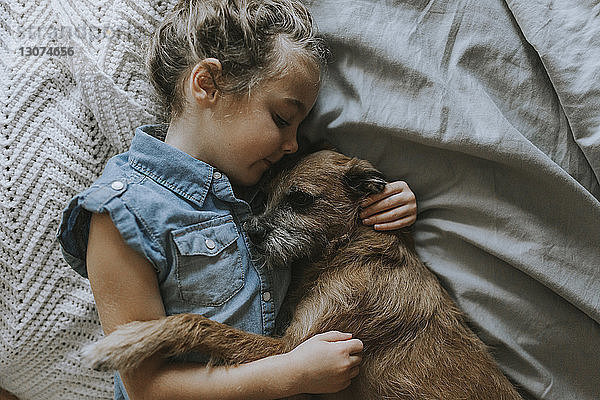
[1,1,175,398]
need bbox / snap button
[213,171,222,179]
[205,239,216,250]
[111,181,124,190]
[262,291,271,302]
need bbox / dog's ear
[343,158,387,200]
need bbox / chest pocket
[171,218,244,306]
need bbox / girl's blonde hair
[147,0,328,119]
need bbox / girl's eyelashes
[273,114,290,128]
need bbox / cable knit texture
[1,1,175,398]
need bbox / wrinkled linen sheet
[301,1,600,399]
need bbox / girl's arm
[87,212,362,400]
[360,180,417,230]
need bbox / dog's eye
[286,187,315,211]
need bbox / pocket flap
[172,220,239,256]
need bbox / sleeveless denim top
[57,125,291,399]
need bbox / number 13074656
[19,46,74,56]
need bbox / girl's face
[208,62,320,186]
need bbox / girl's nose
[282,132,299,154]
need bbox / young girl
[58,0,417,399]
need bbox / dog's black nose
[244,218,268,245]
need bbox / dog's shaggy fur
[83,150,522,399]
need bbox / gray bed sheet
[300,1,600,399]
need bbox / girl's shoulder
[57,153,166,279]
[57,149,238,282]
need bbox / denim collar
[128,125,214,208]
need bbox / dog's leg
[82,313,285,371]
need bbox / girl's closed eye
[273,113,291,128]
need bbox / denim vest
[57,125,291,399]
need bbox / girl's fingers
[362,204,416,226]
[318,331,353,342]
[333,338,363,355]
[360,193,414,219]
[360,181,408,208]
[372,215,417,231]
[342,338,364,354]
[348,355,362,367]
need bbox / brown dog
[83,150,522,399]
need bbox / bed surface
[2,0,599,398]
[301,1,600,399]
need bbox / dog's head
[245,150,387,269]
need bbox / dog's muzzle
[244,217,268,247]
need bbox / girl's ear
[189,58,222,103]
[343,158,387,200]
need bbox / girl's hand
[285,331,363,394]
[360,180,417,230]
